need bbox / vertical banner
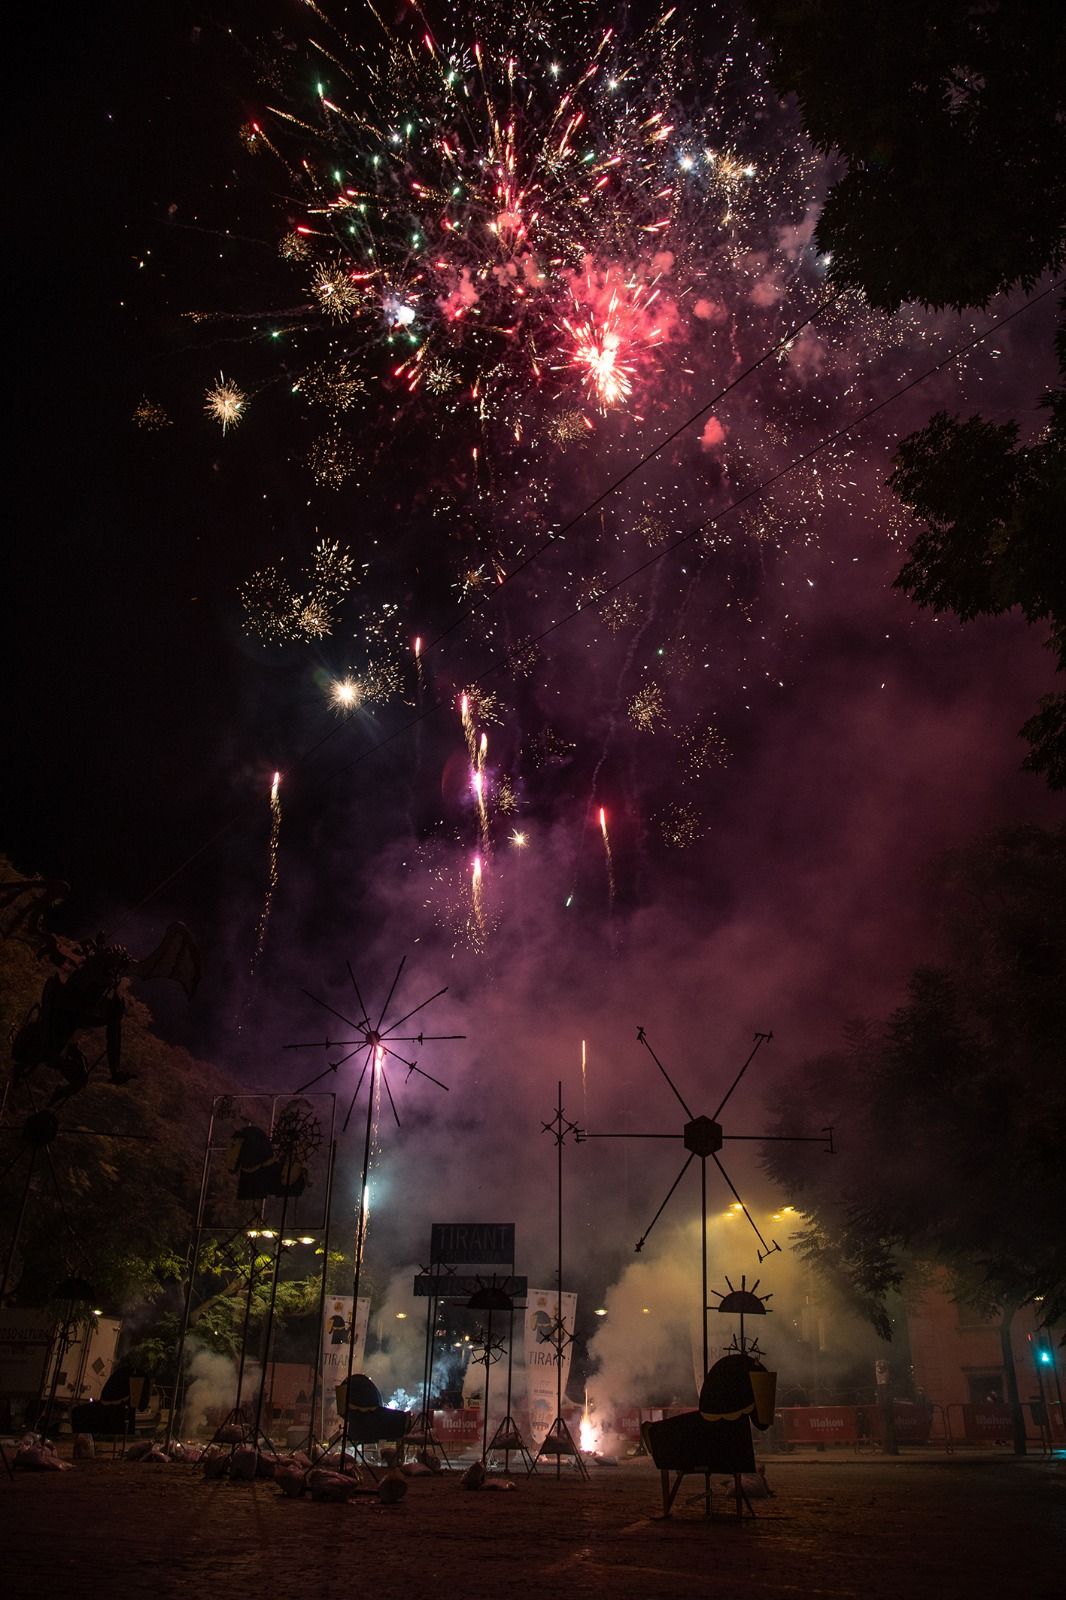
[0,1310,54,1400]
[524,1288,577,1443]
[321,1294,370,1430]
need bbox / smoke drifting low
[182,1342,258,1436]
[214,606,1054,1411]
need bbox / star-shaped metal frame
[578,1026,832,1375]
[286,956,464,1131]
[284,956,464,1461]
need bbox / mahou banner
[524,1288,577,1443]
[321,1294,370,1428]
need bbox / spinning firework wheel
[287,956,464,1461]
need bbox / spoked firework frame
[166,1092,336,1452]
[534,1082,588,1479]
[466,1280,535,1472]
[286,956,464,1465]
[578,1027,833,1377]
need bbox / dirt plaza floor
[1,1453,1063,1600]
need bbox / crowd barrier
[771,1399,1063,1450]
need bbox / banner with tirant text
[321,1294,370,1430]
[524,1288,576,1443]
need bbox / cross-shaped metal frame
[534,1082,589,1478]
[577,1027,832,1376]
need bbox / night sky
[7,0,1062,1313]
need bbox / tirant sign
[429,1222,515,1264]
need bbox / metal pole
[306,1137,336,1453]
[343,1060,377,1460]
[999,1309,1026,1457]
[39,1301,74,1436]
[701,1157,709,1379]
[252,1186,290,1444]
[504,1297,515,1473]
[700,1158,710,1517]
[0,1151,37,1303]
[71,1313,94,1407]
[1031,1349,1050,1451]
[556,1080,563,1479]
[420,1263,441,1449]
[1047,1343,1065,1442]
[481,1309,493,1464]
[420,1282,434,1433]
[165,1100,216,1447]
[232,1234,259,1421]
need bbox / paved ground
[1,1454,1063,1599]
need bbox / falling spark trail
[413,637,424,703]
[475,731,490,854]
[470,854,486,949]
[251,771,282,973]
[599,806,615,911]
[459,693,477,764]
[358,1044,385,1260]
[581,1037,588,1123]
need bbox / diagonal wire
[324,1045,368,1071]
[380,985,450,1036]
[309,279,1064,804]
[375,957,406,1032]
[713,1031,772,1121]
[302,989,361,1032]
[635,1152,696,1251]
[294,1057,345,1093]
[637,1028,693,1118]
[423,286,845,653]
[386,1032,466,1042]
[341,1048,374,1133]
[379,1065,401,1129]
[382,1046,449,1091]
[284,1039,362,1051]
[346,962,371,1027]
[117,278,1062,923]
[711,1154,775,1255]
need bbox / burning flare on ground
[580,1392,598,1454]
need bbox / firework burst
[241,538,358,643]
[182,1,986,949]
[132,397,172,431]
[203,373,246,433]
[629,682,666,733]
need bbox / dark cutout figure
[226,1123,308,1199]
[2,879,200,1104]
[643,1352,774,1519]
